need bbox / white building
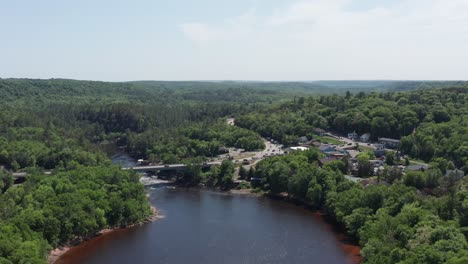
[290,146,309,151]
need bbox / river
[56,153,360,264]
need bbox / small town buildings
[319,144,348,157]
[360,133,371,143]
[319,145,336,153]
[378,137,400,149]
[327,151,346,157]
[298,136,308,144]
[348,131,358,140]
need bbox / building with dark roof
[378,137,400,149]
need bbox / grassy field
[357,145,375,152]
[315,136,345,145]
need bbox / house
[348,131,358,140]
[327,151,346,157]
[298,136,308,144]
[378,137,400,149]
[370,159,384,167]
[360,133,371,143]
[406,164,430,172]
[445,169,465,181]
[374,149,386,158]
[319,145,336,153]
[290,146,309,151]
[314,128,326,137]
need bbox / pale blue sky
[1,0,467,81]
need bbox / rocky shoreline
[47,206,161,264]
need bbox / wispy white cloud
[178,0,468,80]
[179,8,259,44]
[267,0,353,26]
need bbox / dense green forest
[0,78,299,263]
[0,165,151,263]
[236,87,468,168]
[0,78,467,263]
[127,122,264,163]
[250,150,468,263]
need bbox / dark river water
[56,153,359,264]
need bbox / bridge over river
[9,161,222,181]
[122,161,222,172]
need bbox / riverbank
[47,206,161,264]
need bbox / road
[222,118,284,165]
[325,132,379,150]
[253,139,284,160]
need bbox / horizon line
[2,77,468,83]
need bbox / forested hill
[0,79,290,105]
[313,80,468,92]
[2,79,468,105]
[131,80,468,95]
[236,87,468,167]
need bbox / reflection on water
[58,187,358,264]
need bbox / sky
[1,0,467,81]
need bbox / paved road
[325,132,381,150]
